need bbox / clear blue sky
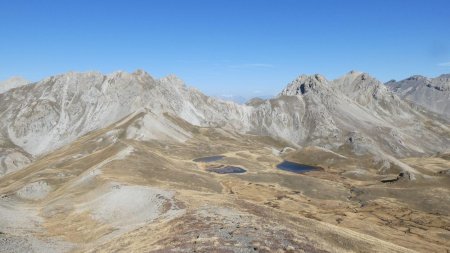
[1,0,449,97]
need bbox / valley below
[1,113,449,253]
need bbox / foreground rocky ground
[0,114,449,253]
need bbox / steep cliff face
[0,70,449,176]
[386,74,450,118]
[0,71,242,156]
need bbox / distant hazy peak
[3,76,29,82]
[39,71,103,82]
[389,73,450,89]
[435,74,450,82]
[279,71,390,98]
[0,76,30,94]
[438,73,450,78]
[406,75,428,81]
[385,79,396,84]
[386,73,450,118]
[213,94,248,104]
[245,97,266,106]
[13,70,182,93]
[35,70,154,83]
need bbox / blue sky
[1,0,449,97]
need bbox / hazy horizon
[1,68,449,100]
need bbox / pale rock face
[274,74,339,146]
[0,70,449,177]
[0,149,32,175]
[16,181,52,200]
[0,134,32,176]
[386,74,450,118]
[272,71,449,157]
[279,74,328,96]
[0,70,250,175]
[125,110,192,142]
[79,183,178,228]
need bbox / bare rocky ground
[0,114,449,253]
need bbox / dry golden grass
[1,114,448,252]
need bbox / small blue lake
[276,161,320,173]
[193,155,225,163]
[206,166,247,174]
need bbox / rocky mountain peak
[406,75,427,81]
[346,70,363,76]
[131,69,155,83]
[279,74,328,96]
[41,71,104,84]
[434,74,450,86]
[333,72,388,96]
[108,70,133,80]
[132,69,150,76]
[385,79,396,84]
[386,73,450,118]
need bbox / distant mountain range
[213,94,273,104]
[1,69,450,252]
[386,74,450,118]
[0,70,449,177]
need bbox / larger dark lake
[276,160,320,173]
